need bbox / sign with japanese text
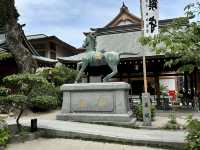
[142,0,159,37]
[142,93,151,126]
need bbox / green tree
[2,73,49,131]
[140,1,200,73]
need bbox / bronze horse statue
[75,33,138,83]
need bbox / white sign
[142,0,159,37]
[160,79,176,91]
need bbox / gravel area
[5,138,166,150]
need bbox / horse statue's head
[82,32,96,52]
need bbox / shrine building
[58,3,200,102]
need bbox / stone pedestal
[57,82,135,124]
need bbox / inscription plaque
[71,91,114,112]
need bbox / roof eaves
[28,35,77,52]
[26,34,48,40]
[48,36,77,50]
[32,55,58,64]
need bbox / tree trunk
[5,0,37,73]
[16,109,24,132]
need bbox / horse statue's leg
[76,62,83,71]
[75,62,88,83]
[75,62,82,83]
[103,64,118,82]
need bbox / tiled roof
[0,29,57,64]
[105,3,141,28]
[27,34,78,54]
[92,18,177,36]
[96,31,155,57]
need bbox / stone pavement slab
[7,119,187,149]
[5,138,166,150]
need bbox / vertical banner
[140,0,159,126]
[142,0,159,37]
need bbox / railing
[128,95,157,107]
[129,95,174,110]
[129,94,200,111]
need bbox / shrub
[0,87,11,113]
[134,103,156,121]
[28,83,59,110]
[164,112,180,130]
[55,86,63,106]
[38,65,78,86]
[0,118,10,147]
[0,128,10,147]
[28,83,58,98]
[0,87,10,96]
[36,65,77,106]
[29,96,58,111]
[185,115,200,150]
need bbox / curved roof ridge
[105,3,141,28]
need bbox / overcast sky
[15,0,193,48]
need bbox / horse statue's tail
[119,52,139,58]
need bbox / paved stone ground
[5,138,166,150]
[7,119,186,149]
[3,109,199,149]
[5,109,200,129]
[2,106,199,149]
[2,109,195,149]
